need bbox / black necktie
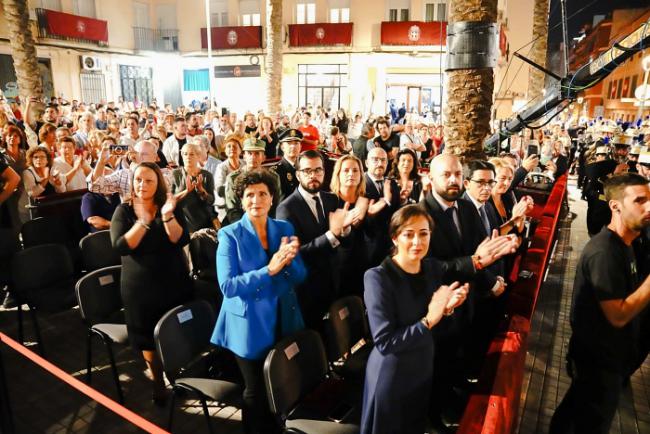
[313,195,326,225]
[479,205,490,234]
[445,207,461,238]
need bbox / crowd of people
[0,93,649,434]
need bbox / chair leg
[16,305,23,345]
[167,387,176,431]
[199,397,214,434]
[103,338,124,404]
[28,307,45,358]
[85,330,93,385]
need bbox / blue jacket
[210,213,307,360]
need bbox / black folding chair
[154,300,240,433]
[263,329,359,433]
[21,216,82,273]
[79,230,121,272]
[324,296,373,380]
[75,265,127,403]
[11,244,77,356]
[188,230,222,313]
[0,229,19,289]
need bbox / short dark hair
[131,162,167,208]
[388,205,434,254]
[174,116,186,124]
[297,150,325,169]
[330,126,340,136]
[376,117,390,128]
[464,160,496,180]
[233,168,278,200]
[604,173,649,202]
[102,136,117,145]
[304,111,312,117]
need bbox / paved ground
[517,178,650,434]
[1,177,648,434]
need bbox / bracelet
[137,220,150,230]
[162,215,175,223]
[471,254,483,271]
[443,308,454,317]
[420,317,432,329]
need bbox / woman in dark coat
[361,205,469,434]
[111,162,192,402]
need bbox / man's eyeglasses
[369,157,387,163]
[470,179,497,188]
[298,167,324,176]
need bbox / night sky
[547,0,649,49]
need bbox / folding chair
[79,230,121,272]
[75,265,127,403]
[154,300,240,433]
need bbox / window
[73,0,96,18]
[210,0,228,26]
[120,65,153,106]
[387,0,409,22]
[298,64,348,111]
[631,75,638,98]
[616,78,623,99]
[297,2,316,24]
[240,0,260,26]
[329,0,350,23]
[80,72,106,104]
[183,69,210,92]
[425,2,447,22]
[37,0,62,10]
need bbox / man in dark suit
[421,154,516,428]
[276,150,354,332]
[272,128,301,198]
[364,147,401,266]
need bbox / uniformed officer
[272,128,302,198]
[584,145,616,236]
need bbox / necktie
[376,180,383,195]
[313,195,326,225]
[479,205,490,235]
[445,207,461,239]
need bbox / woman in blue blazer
[361,205,469,434]
[210,168,306,434]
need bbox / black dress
[110,204,192,350]
[336,197,370,297]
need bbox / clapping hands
[268,236,300,276]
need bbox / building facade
[0,0,533,119]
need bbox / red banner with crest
[380,21,447,46]
[200,26,262,49]
[288,23,353,47]
[43,9,108,43]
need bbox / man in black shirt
[372,117,402,162]
[550,173,650,434]
[244,113,257,135]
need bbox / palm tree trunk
[527,0,550,100]
[444,0,498,162]
[2,0,43,101]
[265,0,282,115]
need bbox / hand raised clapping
[268,236,300,276]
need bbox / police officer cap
[630,145,642,156]
[242,136,266,152]
[639,149,650,165]
[279,128,304,143]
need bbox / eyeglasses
[298,167,324,176]
[369,157,387,163]
[470,179,497,188]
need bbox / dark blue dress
[361,257,441,434]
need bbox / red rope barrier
[0,332,169,434]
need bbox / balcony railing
[35,8,108,46]
[133,27,179,52]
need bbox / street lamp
[636,55,650,122]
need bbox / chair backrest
[79,230,121,272]
[0,229,20,285]
[188,229,218,279]
[263,329,329,418]
[325,296,370,362]
[11,244,76,310]
[75,265,122,325]
[21,216,71,248]
[154,300,217,383]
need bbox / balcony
[288,23,353,47]
[380,21,447,46]
[200,26,263,50]
[35,8,108,46]
[133,27,179,52]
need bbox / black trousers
[549,358,625,434]
[234,355,281,434]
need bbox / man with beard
[421,154,516,429]
[364,147,401,266]
[244,113,257,135]
[276,150,355,332]
[186,112,203,137]
[162,117,189,168]
[551,173,650,434]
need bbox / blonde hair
[488,157,514,175]
[330,154,366,198]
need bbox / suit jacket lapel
[426,193,462,251]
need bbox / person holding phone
[361,205,468,434]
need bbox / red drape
[288,23,353,47]
[200,26,262,49]
[43,9,108,43]
[380,21,447,46]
